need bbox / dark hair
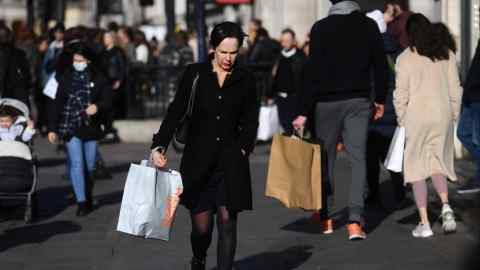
[250,18,262,29]
[432,23,457,54]
[69,42,93,61]
[407,13,451,61]
[256,27,269,39]
[53,22,65,33]
[281,28,296,39]
[0,105,21,118]
[119,26,134,41]
[107,22,119,32]
[209,22,246,49]
[386,0,409,11]
[0,24,13,46]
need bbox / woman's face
[103,32,115,48]
[213,37,239,72]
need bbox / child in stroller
[0,101,35,142]
[0,98,38,222]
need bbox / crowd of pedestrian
[2,0,480,269]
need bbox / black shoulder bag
[174,73,200,144]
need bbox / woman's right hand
[151,150,167,168]
[48,132,58,144]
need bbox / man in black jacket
[293,0,388,241]
[0,24,32,107]
[269,28,306,134]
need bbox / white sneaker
[412,223,434,238]
[441,204,457,233]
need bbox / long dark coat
[47,66,111,141]
[151,62,260,212]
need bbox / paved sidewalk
[0,138,479,270]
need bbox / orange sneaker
[322,218,334,234]
[310,214,334,234]
[347,223,366,240]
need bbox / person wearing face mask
[269,28,306,135]
[150,22,259,270]
[47,43,111,217]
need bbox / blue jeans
[457,103,480,184]
[66,137,97,202]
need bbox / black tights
[190,207,238,270]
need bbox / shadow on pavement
[36,157,66,168]
[108,163,133,175]
[0,220,82,252]
[232,245,313,270]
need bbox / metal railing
[125,63,274,119]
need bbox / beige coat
[393,49,462,183]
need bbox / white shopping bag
[384,127,406,173]
[117,161,183,241]
[257,105,282,141]
[43,74,58,99]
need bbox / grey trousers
[315,98,373,224]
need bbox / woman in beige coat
[393,14,462,238]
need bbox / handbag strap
[184,73,200,119]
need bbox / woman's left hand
[86,104,98,116]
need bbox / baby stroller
[0,98,38,223]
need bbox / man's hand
[292,116,307,131]
[48,132,58,144]
[151,150,167,168]
[113,81,121,90]
[373,103,385,120]
[86,104,98,116]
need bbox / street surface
[0,138,479,270]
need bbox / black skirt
[190,169,228,214]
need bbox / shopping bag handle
[291,127,304,139]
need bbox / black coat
[100,47,127,84]
[47,66,111,141]
[0,46,32,106]
[151,62,260,211]
[270,49,306,97]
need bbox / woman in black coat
[47,43,111,217]
[151,22,259,270]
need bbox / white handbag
[384,127,406,173]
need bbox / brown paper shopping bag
[265,134,322,211]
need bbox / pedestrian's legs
[83,140,97,203]
[190,210,214,261]
[216,206,238,270]
[342,99,372,224]
[66,137,86,203]
[83,140,97,173]
[276,96,293,134]
[411,180,429,225]
[431,174,449,204]
[391,171,406,202]
[458,105,480,182]
[314,102,344,219]
[374,131,406,202]
[366,130,381,201]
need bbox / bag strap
[187,73,199,117]
[181,73,199,121]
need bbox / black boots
[190,258,206,270]
[76,202,91,217]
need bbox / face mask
[73,62,87,72]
